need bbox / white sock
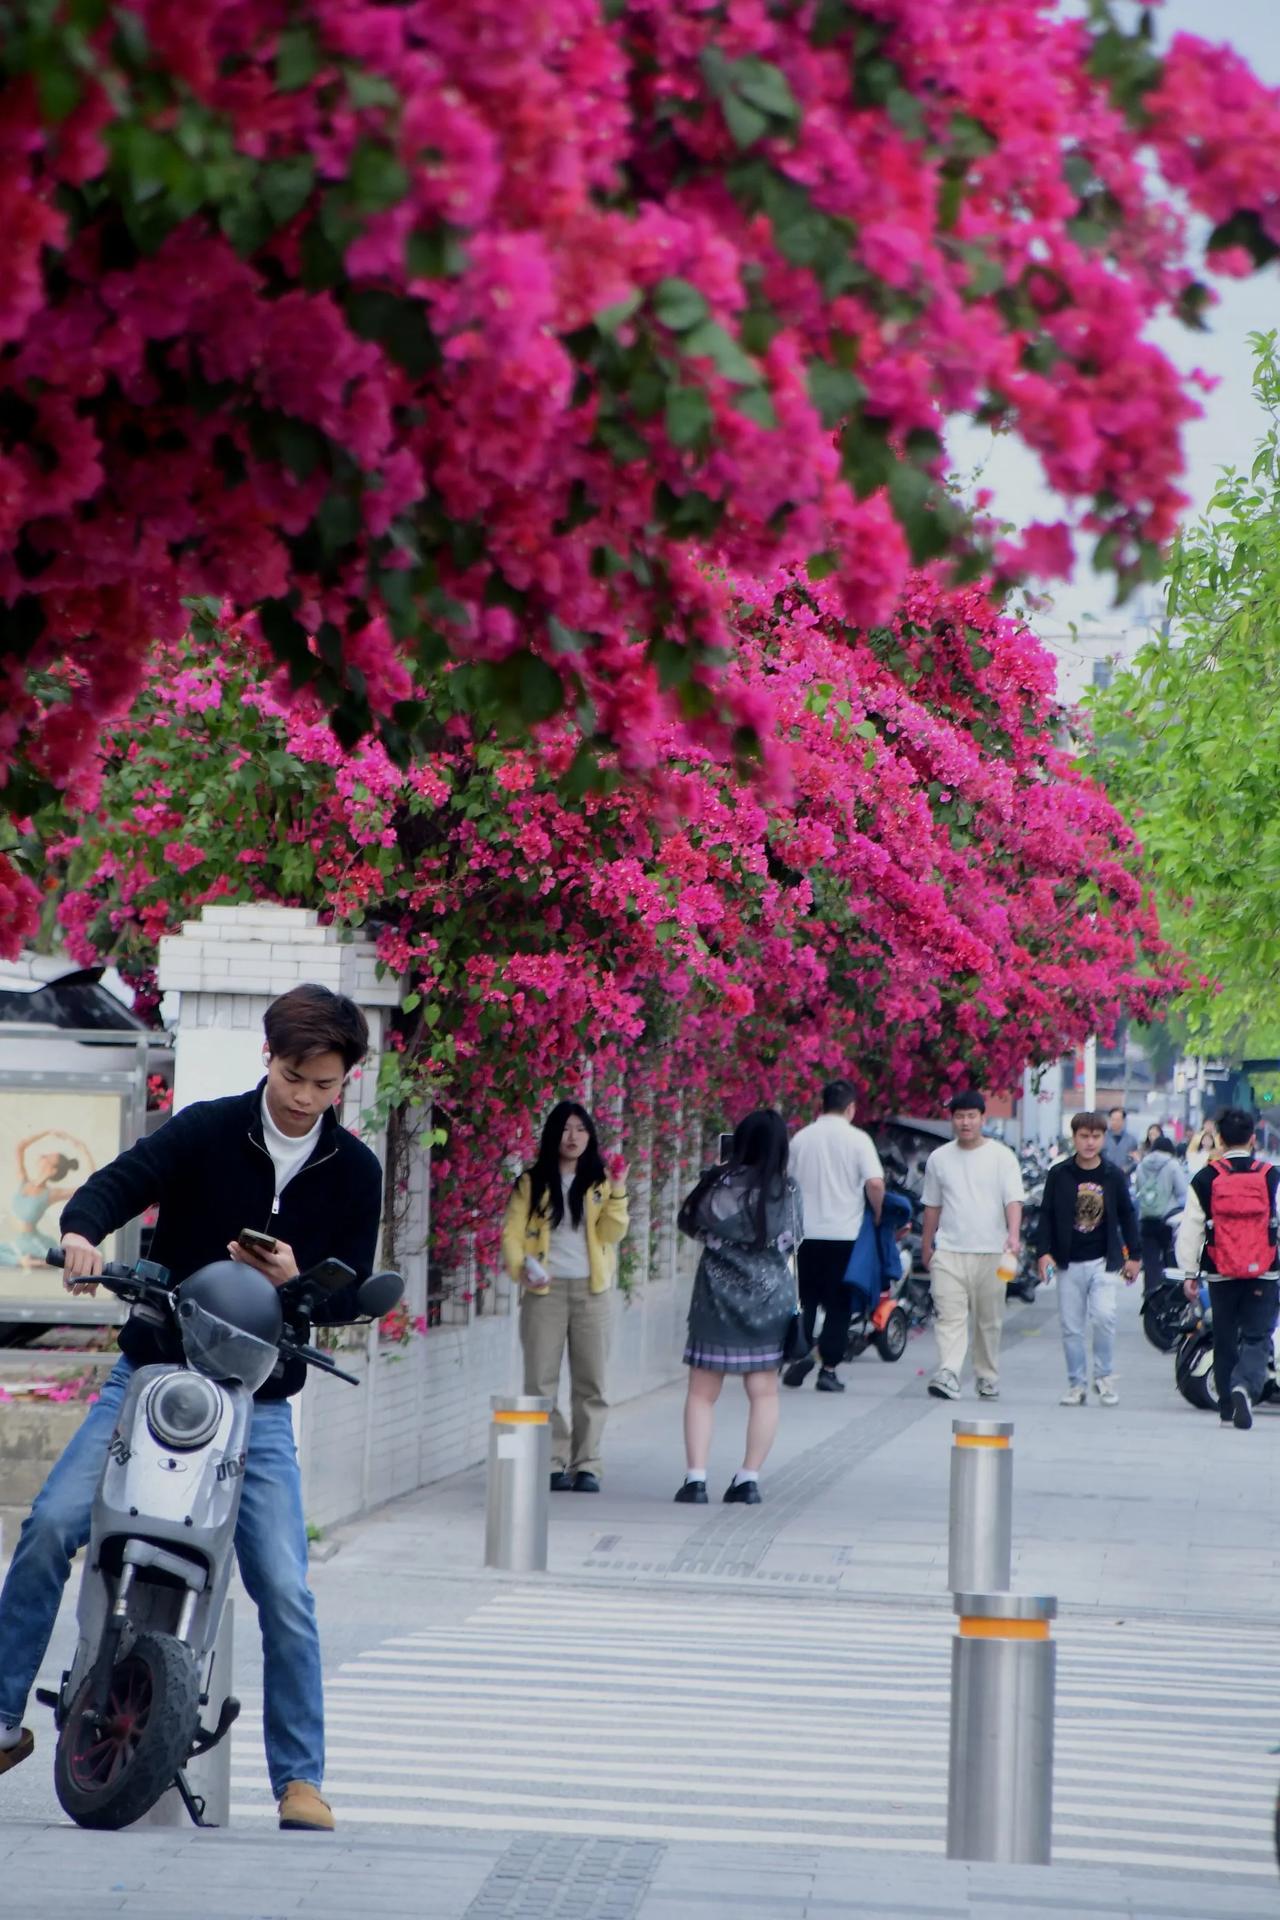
[0,1722,23,1750]
[684,1469,706,1483]
[733,1469,759,1486]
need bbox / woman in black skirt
[674,1110,803,1507]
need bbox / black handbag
[781,1311,809,1365]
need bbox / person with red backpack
[1175,1107,1280,1430]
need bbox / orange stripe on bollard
[958,1617,1050,1641]
[492,1410,549,1425]
[954,1434,1009,1449]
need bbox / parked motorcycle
[39,1246,403,1830]
[1173,1277,1280,1414]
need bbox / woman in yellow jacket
[502,1101,629,1491]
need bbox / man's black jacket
[1034,1154,1140,1273]
[61,1082,383,1399]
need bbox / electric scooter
[38,1246,402,1830]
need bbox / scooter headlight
[145,1371,223,1451]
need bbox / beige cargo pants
[519,1275,614,1477]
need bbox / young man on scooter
[0,984,383,1832]
[1175,1106,1280,1430]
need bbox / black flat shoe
[782,1356,815,1388]
[723,1479,762,1505]
[673,1479,708,1504]
[549,1470,572,1491]
[571,1471,601,1492]
[816,1368,846,1393]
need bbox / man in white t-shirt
[784,1078,885,1393]
[921,1091,1024,1401]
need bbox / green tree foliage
[1088,334,1280,1048]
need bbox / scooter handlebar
[45,1246,172,1303]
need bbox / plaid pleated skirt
[683,1337,786,1375]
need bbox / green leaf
[730,58,800,130]
[594,288,642,336]
[276,25,321,92]
[653,278,710,334]
[886,88,926,140]
[665,385,714,449]
[731,386,778,430]
[807,549,840,582]
[680,320,758,387]
[346,67,399,110]
[808,360,866,428]
[260,154,316,228]
[406,225,467,279]
[654,482,725,538]
[349,141,410,215]
[401,990,421,1013]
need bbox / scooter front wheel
[54,1630,200,1830]
[874,1307,909,1362]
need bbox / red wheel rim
[69,1655,154,1792]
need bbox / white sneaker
[928,1369,961,1401]
[1059,1383,1087,1406]
[975,1376,999,1399]
[1093,1376,1119,1407]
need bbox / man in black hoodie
[1036,1111,1140,1407]
[0,985,382,1832]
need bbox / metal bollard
[136,1599,235,1828]
[484,1395,553,1572]
[946,1591,1056,1865]
[948,1418,1013,1594]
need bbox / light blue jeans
[0,1357,324,1796]
[1058,1259,1118,1388]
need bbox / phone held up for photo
[237,1226,279,1256]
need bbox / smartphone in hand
[237,1227,279,1256]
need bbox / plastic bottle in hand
[523,1256,550,1296]
[996,1250,1018,1287]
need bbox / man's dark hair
[263,984,369,1072]
[822,1078,858,1113]
[1071,1110,1107,1134]
[1108,1106,1126,1120]
[1216,1107,1257,1150]
[1150,1135,1176,1154]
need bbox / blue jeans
[0,1358,324,1797]
[1058,1259,1117,1387]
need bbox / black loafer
[816,1368,846,1393]
[571,1471,601,1492]
[723,1480,761,1505]
[549,1470,572,1491]
[674,1479,709,1504]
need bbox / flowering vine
[39,572,1178,1272]
[2,2,1280,953]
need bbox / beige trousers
[930,1250,1006,1382]
[520,1274,614,1476]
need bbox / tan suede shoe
[277,1780,335,1831]
[0,1729,33,1776]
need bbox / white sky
[952,0,1280,637]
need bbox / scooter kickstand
[173,1768,214,1828]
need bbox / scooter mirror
[357,1270,405,1319]
[298,1258,356,1294]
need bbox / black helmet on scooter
[176,1261,283,1393]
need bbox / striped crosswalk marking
[230,1587,1280,1877]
